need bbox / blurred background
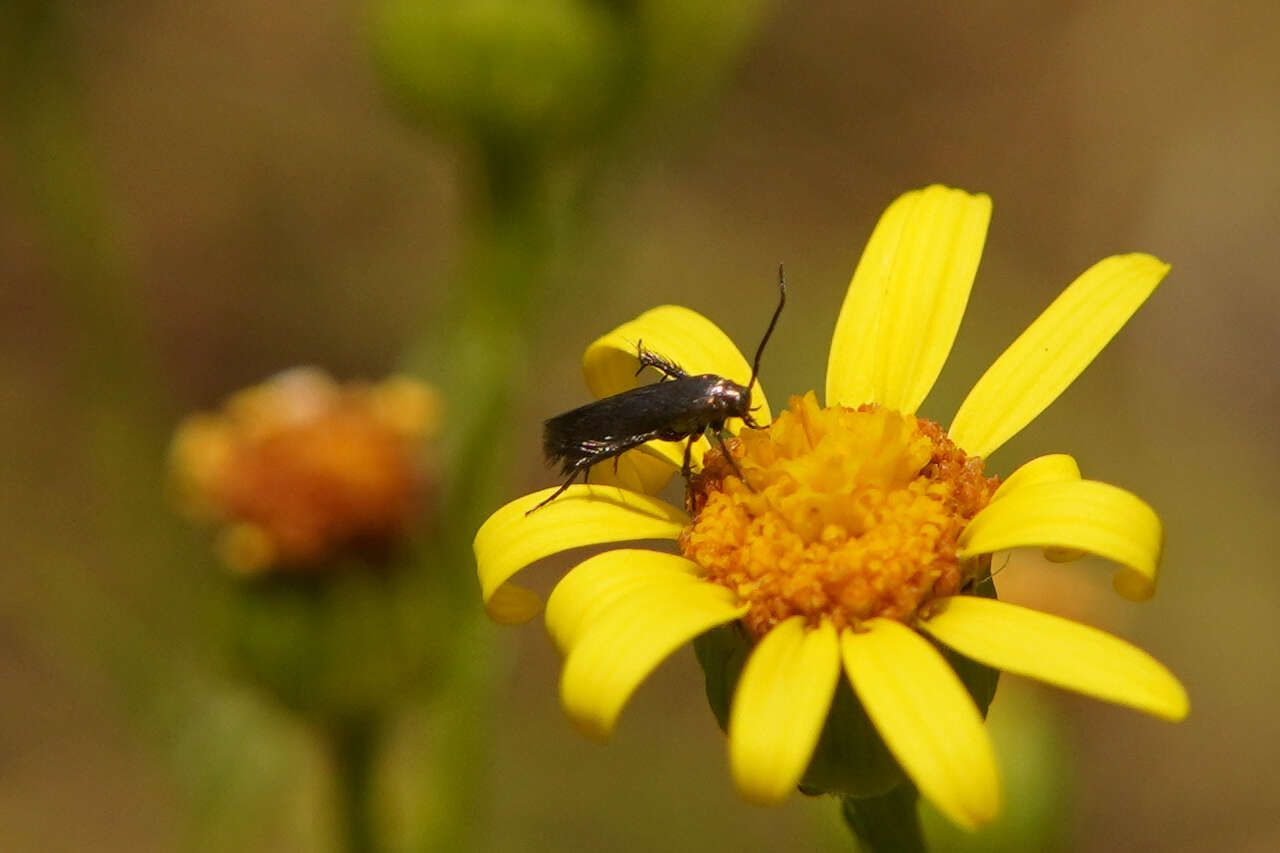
[2,1,1277,851]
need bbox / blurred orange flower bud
[170,368,441,574]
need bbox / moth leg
[712,431,751,490]
[635,344,687,381]
[526,462,592,515]
[680,435,696,480]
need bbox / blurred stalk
[330,715,382,853]
[397,148,554,852]
[841,786,927,853]
[391,606,499,853]
[438,154,549,522]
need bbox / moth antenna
[747,266,787,392]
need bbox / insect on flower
[528,269,787,514]
[478,186,1187,830]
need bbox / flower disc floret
[681,391,999,636]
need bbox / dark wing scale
[542,378,714,471]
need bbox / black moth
[528,268,787,514]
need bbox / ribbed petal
[560,579,746,740]
[841,620,1001,830]
[948,253,1170,458]
[545,549,702,655]
[826,185,991,413]
[959,479,1161,601]
[920,596,1188,721]
[474,487,687,624]
[728,618,841,804]
[583,305,773,473]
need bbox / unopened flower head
[474,186,1188,830]
[172,368,440,574]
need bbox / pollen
[679,391,999,637]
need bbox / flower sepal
[799,674,910,798]
[228,550,457,722]
[694,605,1000,801]
[804,639,998,800]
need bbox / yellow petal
[990,455,1088,561]
[545,549,702,654]
[560,579,746,740]
[958,479,1162,601]
[728,618,841,804]
[841,620,1001,830]
[586,448,679,496]
[473,486,687,623]
[827,185,991,413]
[583,305,773,471]
[484,583,545,626]
[920,596,1188,721]
[990,453,1081,501]
[948,253,1170,458]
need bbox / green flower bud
[229,558,456,721]
[632,0,773,114]
[370,0,622,156]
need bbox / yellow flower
[474,186,1188,829]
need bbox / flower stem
[840,784,927,853]
[406,150,555,534]
[330,716,382,853]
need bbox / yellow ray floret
[826,185,991,413]
[841,619,1001,830]
[545,549,703,654]
[957,478,1162,601]
[948,253,1170,459]
[560,578,746,741]
[990,453,1081,499]
[474,485,687,623]
[728,618,841,804]
[919,596,1188,720]
[991,454,1087,562]
[583,449,680,497]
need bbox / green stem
[408,149,556,534]
[412,605,499,853]
[393,147,557,850]
[840,785,927,853]
[330,716,382,853]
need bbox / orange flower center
[679,391,998,638]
